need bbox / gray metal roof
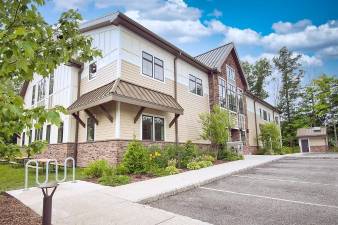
[194,43,233,69]
[68,79,183,115]
[297,127,327,138]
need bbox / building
[18,12,281,166]
[297,127,328,152]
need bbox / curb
[139,155,287,204]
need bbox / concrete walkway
[8,155,286,225]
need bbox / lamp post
[39,182,58,225]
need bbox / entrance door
[301,139,309,152]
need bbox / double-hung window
[49,74,54,95]
[263,110,268,121]
[87,117,95,142]
[189,75,203,96]
[89,62,97,80]
[22,132,25,146]
[226,65,235,81]
[154,57,164,81]
[37,79,46,102]
[57,122,63,143]
[218,77,226,108]
[227,83,237,112]
[142,51,164,81]
[32,85,36,106]
[142,115,164,141]
[142,51,153,77]
[35,127,43,141]
[46,125,51,144]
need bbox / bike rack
[25,157,75,190]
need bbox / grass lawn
[0,163,86,193]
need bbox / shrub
[218,148,243,161]
[180,141,198,168]
[123,140,149,174]
[99,174,130,186]
[165,165,179,175]
[148,145,168,168]
[187,161,200,170]
[198,154,215,162]
[167,159,177,167]
[259,123,282,154]
[147,166,168,177]
[197,160,213,168]
[84,160,111,178]
[115,164,129,175]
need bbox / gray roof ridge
[194,42,233,58]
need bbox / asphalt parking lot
[149,154,338,225]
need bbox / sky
[39,0,338,104]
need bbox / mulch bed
[0,193,41,225]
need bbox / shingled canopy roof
[68,79,183,115]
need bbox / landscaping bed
[83,140,243,187]
[0,193,41,225]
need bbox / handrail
[24,157,75,190]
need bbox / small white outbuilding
[296,127,328,153]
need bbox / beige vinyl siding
[247,110,257,146]
[80,61,118,95]
[78,102,116,142]
[119,102,175,142]
[176,83,210,144]
[310,137,326,146]
[120,60,174,96]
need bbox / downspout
[74,65,84,167]
[253,100,259,150]
[174,52,180,145]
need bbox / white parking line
[232,175,338,187]
[200,187,338,209]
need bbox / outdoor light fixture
[39,182,58,225]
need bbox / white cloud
[317,46,338,58]
[208,9,223,18]
[272,19,312,34]
[53,0,89,10]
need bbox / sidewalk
[8,155,286,225]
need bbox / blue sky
[39,0,337,95]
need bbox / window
[89,62,97,80]
[57,122,63,143]
[49,74,54,95]
[29,130,32,144]
[154,57,164,81]
[268,113,271,122]
[226,65,235,81]
[227,83,237,112]
[142,115,164,141]
[22,132,25,146]
[142,115,153,140]
[87,118,95,142]
[142,52,153,77]
[263,110,268,121]
[218,77,226,108]
[37,79,46,102]
[46,125,51,144]
[35,128,43,141]
[238,91,244,114]
[189,75,203,96]
[32,85,36,105]
[274,116,279,124]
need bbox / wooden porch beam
[84,109,98,125]
[72,113,85,128]
[169,114,180,128]
[99,105,114,123]
[134,107,145,124]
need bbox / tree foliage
[0,0,101,158]
[199,105,233,147]
[258,123,282,154]
[241,58,272,99]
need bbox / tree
[258,123,282,154]
[273,47,303,146]
[0,0,101,158]
[199,106,233,157]
[241,58,272,99]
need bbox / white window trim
[140,51,166,83]
[140,113,166,141]
[218,76,227,109]
[86,117,96,142]
[226,64,235,81]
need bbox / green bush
[180,141,198,168]
[147,166,169,177]
[187,161,200,170]
[84,160,111,178]
[115,164,129,175]
[197,154,215,162]
[218,148,243,161]
[165,165,179,175]
[122,140,149,174]
[167,159,177,167]
[148,145,168,168]
[99,174,130,186]
[197,160,213,168]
